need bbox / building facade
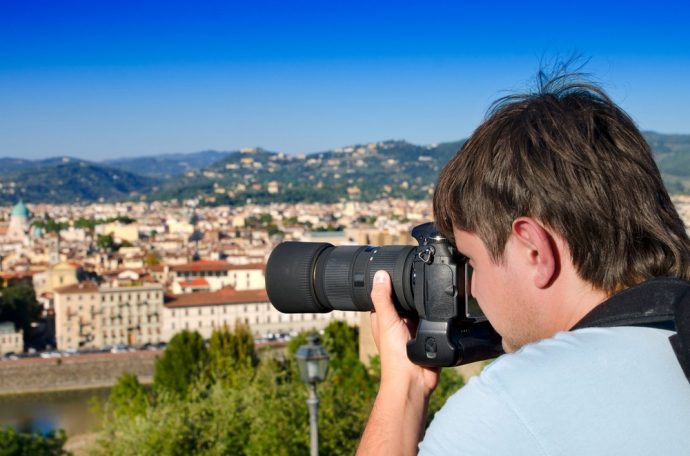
[0,322,23,355]
[170,260,264,292]
[54,279,165,350]
[163,287,359,340]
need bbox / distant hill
[2,132,690,204]
[644,131,690,193]
[150,141,466,204]
[102,150,234,179]
[0,159,159,204]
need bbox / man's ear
[511,217,559,288]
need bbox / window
[198,308,201,316]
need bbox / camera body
[265,222,503,367]
[405,223,503,366]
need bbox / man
[357,73,690,455]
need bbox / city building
[33,261,79,297]
[5,201,31,243]
[53,277,164,350]
[170,260,265,292]
[0,322,23,355]
[163,287,359,340]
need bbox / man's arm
[357,270,440,456]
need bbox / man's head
[434,73,690,296]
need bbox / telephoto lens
[265,242,417,315]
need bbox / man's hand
[370,270,440,394]
[357,270,440,456]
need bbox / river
[0,387,110,436]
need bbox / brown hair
[434,72,690,293]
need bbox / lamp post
[295,334,330,456]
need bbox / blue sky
[1,0,689,160]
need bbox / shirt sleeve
[418,374,547,456]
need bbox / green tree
[73,217,96,230]
[144,251,161,267]
[96,234,117,252]
[153,330,209,398]
[314,322,377,455]
[208,321,258,386]
[97,321,464,456]
[0,426,68,456]
[32,218,68,233]
[108,372,149,418]
[244,359,309,456]
[0,283,41,346]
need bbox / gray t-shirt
[419,327,690,455]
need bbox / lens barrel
[265,242,416,314]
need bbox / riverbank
[0,351,157,396]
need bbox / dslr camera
[265,222,503,367]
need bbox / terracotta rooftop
[226,263,265,271]
[171,260,233,272]
[178,277,209,287]
[0,271,36,280]
[54,281,99,294]
[165,287,269,308]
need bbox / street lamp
[295,334,330,456]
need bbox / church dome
[11,201,29,218]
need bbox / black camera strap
[571,277,690,383]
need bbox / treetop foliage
[0,427,69,456]
[98,321,467,455]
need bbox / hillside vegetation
[1,132,689,204]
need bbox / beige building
[33,261,79,297]
[0,322,23,355]
[163,287,359,340]
[99,280,164,348]
[171,261,265,292]
[53,282,100,350]
[96,222,139,243]
[54,279,164,350]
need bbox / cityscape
[0,196,437,354]
[3,1,689,454]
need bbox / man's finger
[371,270,398,324]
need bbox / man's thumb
[371,270,393,313]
